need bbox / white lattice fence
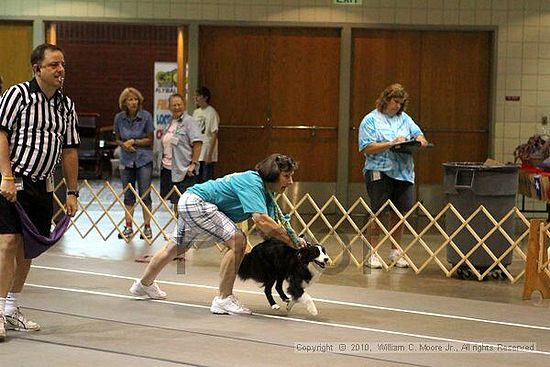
[52,180,533,283]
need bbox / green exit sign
[334,0,362,4]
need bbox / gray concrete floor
[3,178,550,366]
[1,225,549,367]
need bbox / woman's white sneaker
[389,249,409,268]
[210,295,251,315]
[129,280,167,299]
[366,254,383,269]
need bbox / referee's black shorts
[0,176,53,236]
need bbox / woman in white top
[160,94,203,206]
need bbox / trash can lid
[443,162,519,171]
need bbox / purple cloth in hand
[14,201,70,259]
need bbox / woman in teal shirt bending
[129,153,304,315]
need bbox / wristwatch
[67,190,79,198]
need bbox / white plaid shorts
[170,192,237,249]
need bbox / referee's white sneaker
[5,308,40,331]
[129,280,167,299]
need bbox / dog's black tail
[237,252,253,280]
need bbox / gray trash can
[443,162,519,279]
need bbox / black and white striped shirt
[0,78,80,180]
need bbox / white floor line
[25,282,550,357]
[31,264,550,332]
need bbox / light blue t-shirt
[188,170,275,223]
[114,109,154,168]
[358,109,423,183]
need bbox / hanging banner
[153,62,178,176]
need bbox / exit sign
[334,0,362,4]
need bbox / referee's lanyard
[9,175,54,192]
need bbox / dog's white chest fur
[305,263,323,287]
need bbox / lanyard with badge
[13,175,55,192]
[46,174,54,192]
[14,177,24,191]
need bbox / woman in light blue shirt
[359,83,429,269]
[114,87,154,240]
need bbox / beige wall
[0,22,32,90]
[1,0,548,206]
[2,0,542,163]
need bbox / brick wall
[56,22,178,129]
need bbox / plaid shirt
[358,109,423,183]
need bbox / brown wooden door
[199,26,271,175]
[350,29,491,185]
[0,22,33,89]
[199,26,340,182]
[418,31,491,184]
[350,30,422,183]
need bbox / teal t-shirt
[187,170,275,223]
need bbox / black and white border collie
[238,238,330,316]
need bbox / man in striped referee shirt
[0,43,80,341]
